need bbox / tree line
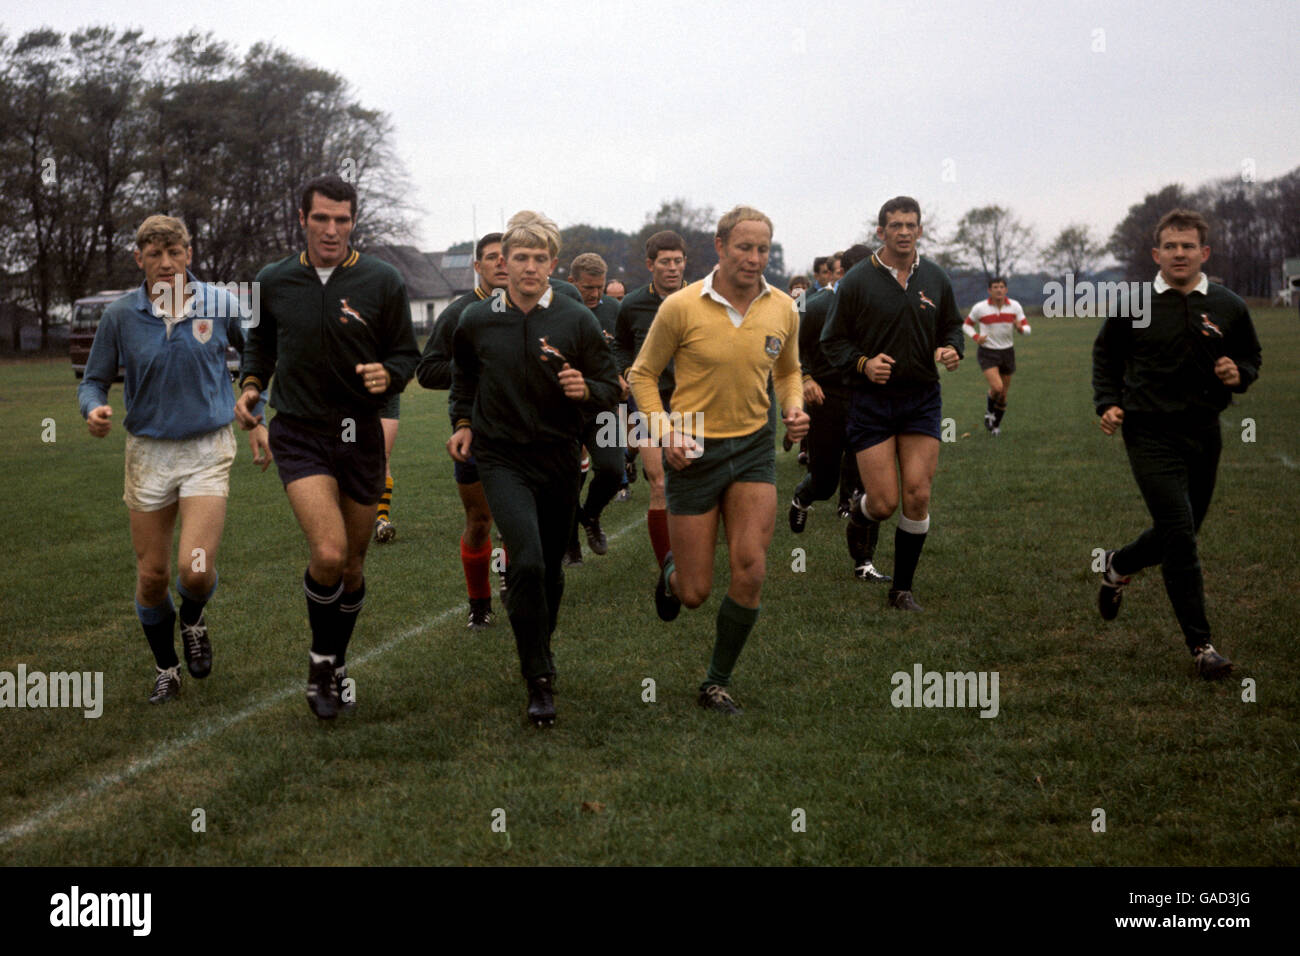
[894,164,1300,297]
[0,27,413,348]
[3,25,1294,353]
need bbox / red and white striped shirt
[965,297,1030,350]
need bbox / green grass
[1,312,1297,865]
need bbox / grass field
[1,310,1297,866]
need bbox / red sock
[461,536,492,600]
[648,508,671,566]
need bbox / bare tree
[1043,223,1106,279]
[951,205,1035,280]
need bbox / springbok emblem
[1199,313,1223,338]
[917,291,936,310]
[538,337,567,363]
[339,298,367,326]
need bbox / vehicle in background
[70,289,241,380]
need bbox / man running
[820,196,963,612]
[630,205,808,715]
[1092,208,1261,679]
[235,174,419,719]
[416,232,508,629]
[788,243,888,582]
[448,211,620,727]
[79,214,268,703]
[964,276,1031,436]
[565,252,624,564]
[614,230,687,568]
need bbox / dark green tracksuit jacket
[241,249,419,428]
[614,282,675,400]
[417,278,585,391]
[449,288,620,679]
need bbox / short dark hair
[475,232,504,261]
[645,230,686,261]
[988,276,1007,287]
[878,196,922,228]
[300,174,358,220]
[788,275,810,293]
[813,256,829,272]
[1154,208,1209,246]
[839,244,871,273]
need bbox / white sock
[898,513,930,534]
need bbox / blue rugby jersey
[77,273,264,439]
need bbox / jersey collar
[1153,271,1208,295]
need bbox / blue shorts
[846,382,943,452]
[454,455,480,485]
[269,412,386,505]
[380,393,400,420]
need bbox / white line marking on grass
[0,515,646,848]
[1279,454,1298,471]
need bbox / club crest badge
[917,291,936,310]
[192,319,212,344]
[764,335,782,357]
[339,298,367,326]
[539,337,567,363]
[1199,313,1223,338]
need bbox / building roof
[364,244,477,300]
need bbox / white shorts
[123,426,237,512]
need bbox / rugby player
[79,215,268,703]
[416,232,509,629]
[820,197,963,612]
[630,206,808,715]
[964,277,1031,436]
[565,252,624,564]
[614,231,687,567]
[788,243,889,582]
[1092,208,1261,679]
[448,212,620,727]
[235,174,419,719]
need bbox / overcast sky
[6,0,1299,273]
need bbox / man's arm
[574,310,622,410]
[937,280,964,356]
[1225,303,1262,393]
[627,300,678,419]
[962,305,985,344]
[378,275,419,394]
[1092,318,1128,415]
[223,298,266,420]
[819,278,867,374]
[1013,299,1031,335]
[613,299,637,379]
[77,307,121,421]
[775,305,805,415]
[448,317,480,431]
[416,303,459,391]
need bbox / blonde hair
[135,214,191,250]
[502,210,561,258]
[569,252,607,279]
[715,205,773,244]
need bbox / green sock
[702,596,759,689]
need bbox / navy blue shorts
[454,455,480,485]
[846,383,943,452]
[380,393,400,420]
[269,412,386,505]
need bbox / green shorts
[664,425,776,516]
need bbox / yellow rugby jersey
[628,273,803,439]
